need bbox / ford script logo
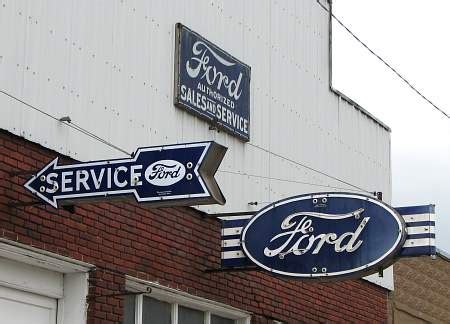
[145,160,186,186]
[175,23,251,141]
[186,41,243,100]
[241,193,406,279]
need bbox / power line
[1,89,374,195]
[316,0,450,119]
[0,90,132,156]
[217,169,367,193]
[67,122,131,156]
[0,3,437,199]
[247,143,372,194]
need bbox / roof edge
[437,248,450,262]
[325,0,391,133]
[332,88,392,132]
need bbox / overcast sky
[332,0,450,252]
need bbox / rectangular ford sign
[174,23,251,141]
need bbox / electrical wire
[217,169,367,193]
[68,122,131,156]
[316,0,450,119]
[0,90,132,156]
[1,89,374,194]
[0,2,437,198]
[247,143,372,194]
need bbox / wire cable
[0,89,132,156]
[0,89,375,194]
[218,169,367,193]
[0,3,435,198]
[68,122,131,156]
[247,142,372,194]
[316,0,450,119]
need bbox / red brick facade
[0,130,388,323]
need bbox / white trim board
[0,238,93,273]
[0,239,92,324]
[126,276,251,323]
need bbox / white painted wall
[0,0,391,213]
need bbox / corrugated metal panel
[0,0,391,215]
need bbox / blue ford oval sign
[241,193,406,279]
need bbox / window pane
[211,314,235,324]
[122,295,135,324]
[142,296,171,324]
[178,305,204,324]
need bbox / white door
[0,285,57,324]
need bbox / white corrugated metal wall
[0,0,391,215]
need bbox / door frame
[0,238,93,324]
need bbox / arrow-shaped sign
[24,142,227,208]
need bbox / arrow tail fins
[199,142,227,205]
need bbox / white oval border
[241,193,406,278]
[145,159,186,186]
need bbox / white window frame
[126,276,251,324]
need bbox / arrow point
[23,175,36,194]
[24,157,60,207]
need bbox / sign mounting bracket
[7,200,45,208]
[203,267,258,273]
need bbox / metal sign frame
[240,192,407,280]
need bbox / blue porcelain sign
[241,193,406,279]
[174,23,251,141]
[24,142,226,208]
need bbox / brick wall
[0,130,388,323]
